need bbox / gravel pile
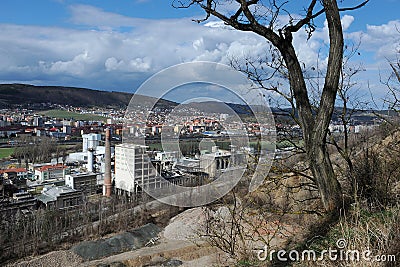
[71,223,161,261]
[163,208,207,241]
[8,250,83,267]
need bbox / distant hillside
[0,84,389,125]
[182,101,264,115]
[0,84,176,108]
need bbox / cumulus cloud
[0,3,398,101]
[105,57,151,72]
[342,15,355,31]
[356,20,400,60]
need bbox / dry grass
[292,204,400,267]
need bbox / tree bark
[308,141,342,212]
[276,0,344,212]
[311,0,344,212]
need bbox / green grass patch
[276,139,304,149]
[0,147,15,159]
[39,109,106,121]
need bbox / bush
[352,148,400,208]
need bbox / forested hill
[0,84,175,108]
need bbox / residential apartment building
[0,168,28,180]
[34,164,70,182]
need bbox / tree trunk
[276,0,344,213]
[311,0,344,212]
[307,141,343,212]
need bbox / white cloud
[68,4,145,29]
[358,20,400,60]
[341,15,355,31]
[48,52,90,76]
[0,4,397,103]
[204,21,233,30]
[105,57,151,72]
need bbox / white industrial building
[82,133,101,152]
[65,173,99,195]
[114,143,155,195]
[153,151,177,174]
[66,133,114,174]
[200,146,232,179]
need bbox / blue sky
[0,0,399,107]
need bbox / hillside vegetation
[0,84,177,108]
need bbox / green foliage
[236,259,260,266]
[276,139,304,149]
[0,148,14,159]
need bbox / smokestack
[103,128,112,197]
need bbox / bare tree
[369,36,400,131]
[175,0,369,212]
[370,27,400,123]
[383,59,400,113]
[326,40,371,201]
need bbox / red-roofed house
[0,168,28,180]
[34,164,70,182]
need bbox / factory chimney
[103,128,112,197]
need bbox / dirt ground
[7,206,310,267]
